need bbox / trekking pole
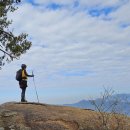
[32,71,39,103]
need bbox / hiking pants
[21,87,26,101]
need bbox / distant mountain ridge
[64,94,130,116]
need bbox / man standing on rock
[19,64,34,102]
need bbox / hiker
[19,64,34,102]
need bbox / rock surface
[0,102,130,130]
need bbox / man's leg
[21,87,26,102]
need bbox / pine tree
[0,0,31,69]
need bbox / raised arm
[24,70,34,77]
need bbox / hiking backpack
[16,69,22,81]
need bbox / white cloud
[33,0,74,5]
[110,1,130,24]
[32,0,127,7]
[79,0,128,8]
[7,1,130,79]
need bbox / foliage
[0,0,31,69]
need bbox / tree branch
[0,48,12,57]
[0,28,14,38]
[0,48,18,59]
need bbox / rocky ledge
[0,102,130,130]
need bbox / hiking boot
[21,99,27,102]
[21,99,24,102]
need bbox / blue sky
[0,0,130,104]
